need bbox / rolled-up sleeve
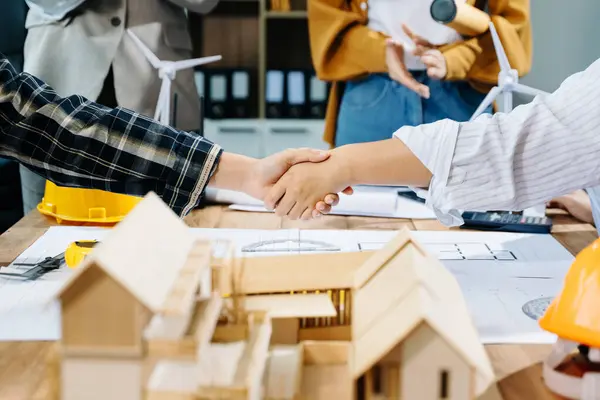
[394,119,464,226]
[395,57,600,226]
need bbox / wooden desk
[0,207,596,400]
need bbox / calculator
[461,211,552,234]
[397,190,553,234]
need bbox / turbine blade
[489,22,511,73]
[512,83,551,98]
[171,55,222,71]
[470,86,501,121]
[127,29,162,68]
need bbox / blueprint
[0,227,574,343]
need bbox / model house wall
[60,263,150,354]
[400,322,473,399]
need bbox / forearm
[0,58,221,216]
[332,139,432,187]
[207,152,254,191]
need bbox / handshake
[234,147,354,220]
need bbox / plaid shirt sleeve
[0,57,222,217]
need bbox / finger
[319,202,333,213]
[342,186,354,195]
[401,23,415,39]
[547,198,568,210]
[325,194,339,206]
[397,69,430,98]
[316,201,331,213]
[264,183,287,210]
[421,54,439,68]
[300,208,311,220]
[402,24,433,47]
[275,196,296,217]
[312,209,323,219]
[427,67,445,80]
[413,45,429,57]
[289,202,307,220]
[282,148,330,166]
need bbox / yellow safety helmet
[37,181,142,224]
[539,237,600,348]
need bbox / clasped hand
[242,148,351,220]
[265,154,352,220]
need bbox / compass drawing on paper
[522,297,554,320]
[241,239,341,253]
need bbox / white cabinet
[203,119,329,158]
[204,119,264,159]
[263,120,329,156]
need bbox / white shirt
[366,0,465,70]
[393,57,600,226]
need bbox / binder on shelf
[266,70,285,118]
[208,72,228,119]
[286,70,307,119]
[231,70,257,119]
[196,68,258,120]
[308,73,328,119]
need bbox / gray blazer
[23,0,218,131]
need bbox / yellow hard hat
[37,181,142,224]
[539,237,600,348]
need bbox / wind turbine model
[470,22,549,121]
[127,29,222,126]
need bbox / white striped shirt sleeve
[394,57,600,226]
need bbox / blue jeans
[335,73,492,146]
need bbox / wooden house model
[49,192,496,400]
[49,193,339,400]
[52,192,214,400]
[216,230,497,399]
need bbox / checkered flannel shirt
[0,57,222,216]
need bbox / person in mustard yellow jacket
[307,0,532,147]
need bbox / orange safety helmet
[539,237,600,348]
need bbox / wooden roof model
[54,192,210,316]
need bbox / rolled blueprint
[430,0,491,37]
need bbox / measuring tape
[65,240,99,268]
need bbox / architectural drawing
[1,226,574,344]
[241,239,340,253]
[522,297,554,320]
[357,242,517,261]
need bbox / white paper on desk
[0,226,109,341]
[0,227,573,344]
[206,186,435,219]
[232,193,435,219]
